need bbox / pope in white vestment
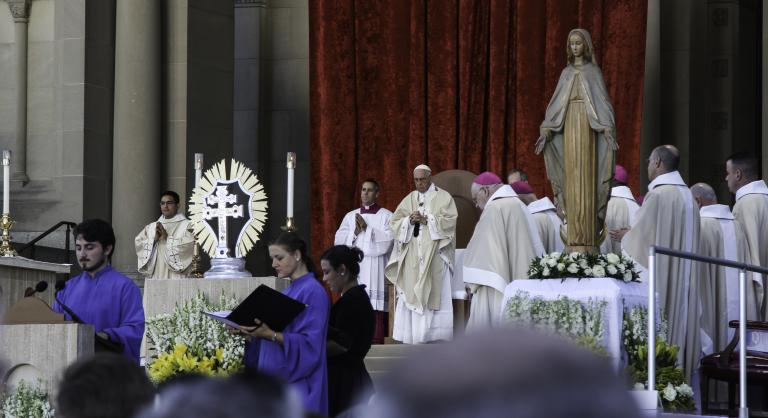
[135,192,195,279]
[463,172,544,330]
[527,197,564,254]
[386,165,457,344]
[621,146,700,379]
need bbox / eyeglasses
[160,201,178,206]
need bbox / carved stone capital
[7,0,31,22]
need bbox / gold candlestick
[281,216,296,232]
[0,213,17,257]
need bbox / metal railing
[649,245,768,418]
[17,221,77,264]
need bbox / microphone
[24,281,48,297]
[413,202,424,237]
[54,280,84,324]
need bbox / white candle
[287,152,296,218]
[194,153,204,188]
[2,150,10,214]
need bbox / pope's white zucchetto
[413,164,432,174]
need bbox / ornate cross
[203,186,243,257]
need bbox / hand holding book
[238,318,284,344]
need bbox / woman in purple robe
[241,232,330,416]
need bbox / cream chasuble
[385,183,457,343]
[621,171,700,379]
[135,214,195,279]
[528,197,564,254]
[463,185,545,330]
[334,205,394,311]
[732,180,768,320]
[600,186,639,254]
[698,204,759,354]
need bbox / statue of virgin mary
[534,28,617,254]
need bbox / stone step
[366,343,419,358]
[364,355,405,372]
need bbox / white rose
[633,382,645,390]
[606,265,617,275]
[539,259,548,267]
[592,265,606,277]
[676,383,693,397]
[623,270,633,282]
[567,263,579,274]
[542,267,551,277]
[583,268,592,276]
[605,253,620,264]
[569,251,580,260]
[556,263,565,272]
[662,383,677,402]
[546,258,557,267]
[618,263,626,272]
[579,259,589,268]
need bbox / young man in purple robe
[53,219,145,363]
[239,232,330,416]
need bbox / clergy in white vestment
[620,145,700,379]
[727,153,768,319]
[690,183,759,355]
[527,196,564,254]
[463,172,544,330]
[334,178,394,343]
[602,165,640,255]
[385,165,457,344]
[135,190,195,279]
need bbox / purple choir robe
[53,265,145,363]
[245,272,330,415]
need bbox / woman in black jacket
[320,245,375,417]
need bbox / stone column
[7,0,31,183]
[111,0,161,273]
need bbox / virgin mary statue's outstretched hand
[534,28,617,254]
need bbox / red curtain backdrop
[309,0,647,257]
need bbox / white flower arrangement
[622,306,693,411]
[145,292,246,384]
[504,291,608,355]
[0,380,55,418]
[528,252,641,282]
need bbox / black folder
[204,285,306,331]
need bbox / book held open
[204,285,306,331]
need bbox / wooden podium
[1,296,94,401]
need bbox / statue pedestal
[142,276,289,359]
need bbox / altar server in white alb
[727,153,768,320]
[135,191,195,279]
[334,178,394,343]
[603,165,640,254]
[463,172,544,330]
[690,182,759,355]
[620,145,700,379]
[385,165,457,344]
[513,181,564,254]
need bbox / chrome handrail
[648,246,768,418]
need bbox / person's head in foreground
[368,328,642,418]
[137,372,302,418]
[57,353,155,418]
